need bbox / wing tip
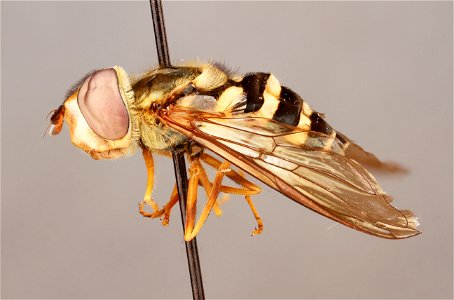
[374,209,421,239]
[401,209,420,231]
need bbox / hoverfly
[49,62,420,241]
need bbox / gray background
[2,1,452,299]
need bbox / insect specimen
[49,62,420,241]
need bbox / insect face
[49,66,137,159]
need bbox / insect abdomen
[272,86,303,126]
[238,72,331,133]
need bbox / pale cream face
[61,67,134,160]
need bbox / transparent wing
[160,107,420,239]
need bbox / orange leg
[137,149,219,228]
[193,158,223,216]
[245,196,263,236]
[200,153,264,236]
[184,157,231,241]
[152,160,225,227]
[201,153,261,194]
[138,150,263,238]
[138,148,160,216]
[139,183,180,226]
[138,149,179,222]
[184,157,201,240]
[160,184,179,225]
[138,154,221,225]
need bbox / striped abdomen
[184,63,401,172]
[217,72,336,137]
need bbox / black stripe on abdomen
[273,86,303,126]
[241,73,270,113]
[335,131,349,144]
[310,112,333,135]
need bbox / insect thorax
[137,113,187,151]
[130,67,201,151]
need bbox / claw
[251,224,263,236]
[138,198,161,218]
[161,214,170,226]
[139,201,153,218]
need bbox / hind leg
[200,153,264,236]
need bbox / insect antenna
[42,109,57,139]
[46,105,66,136]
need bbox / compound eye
[77,69,129,140]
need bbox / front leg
[138,147,160,216]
